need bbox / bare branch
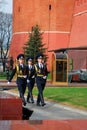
[0,12,12,71]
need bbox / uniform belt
[18,75,27,78]
[37,74,44,77]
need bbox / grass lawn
[10,86,87,110]
[44,87,87,110]
[0,77,6,80]
[0,72,7,80]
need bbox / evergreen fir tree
[23,25,48,62]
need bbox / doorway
[56,59,67,82]
[52,52,68,85]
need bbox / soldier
[26,57,35,103]
[8,54,28,106]
[35,54,48,106]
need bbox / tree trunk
[3,60,5,72]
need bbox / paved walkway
[27,100,87,120]
[3,91,87,120]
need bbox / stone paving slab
[0,120,87,130]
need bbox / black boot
[39,93,46,106]
[37,94,40,106]
[20,93,26,106]
[30,93,34,103]
[27,93,30,103]
[22,97,26,106]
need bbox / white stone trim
[12,31,29,35]
[12,31,70,35]
[44,31,70,34]
[74,10,87,16]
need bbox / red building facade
[70,0,87,47]
[9,0,75,69]
[69,0,87,70]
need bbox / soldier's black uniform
[26,57,35,103]
[35,54,48,106]
[8,54,28,106]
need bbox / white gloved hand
[43,76,47,79]
[27,79,30,83]
[23,75,27,78]
[32,75,35,78]
[7,82,10,84]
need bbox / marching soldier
[8,54,28,106]
[26,57,35,103]
[35,54,48,106]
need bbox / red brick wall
[9,33,28,60]
[12,0,75,32]
[10,0,75,70]
[70,0,87,47]
[69,0,87,70]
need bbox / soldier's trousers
[36,76,46,104]
[27,78,35,102]
[16,77,27,101]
